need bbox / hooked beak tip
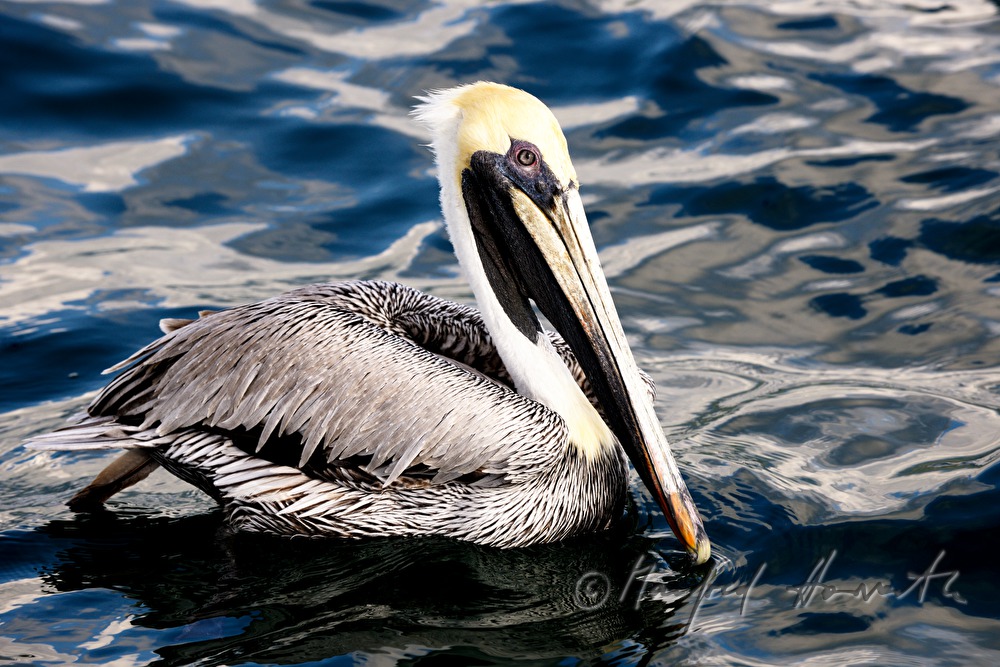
[691,533,712,566]
[666,490,712,566]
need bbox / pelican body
[29,83,710,563]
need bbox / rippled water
[2,0,1000,664]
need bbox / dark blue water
[2,1,1000,664]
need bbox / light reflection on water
[2,0,1000,664]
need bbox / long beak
[463,151,711,565]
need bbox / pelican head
[415,82,710,564]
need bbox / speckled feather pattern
[31,281,635,547]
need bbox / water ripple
[2,0,1000,664]
[646,350,1000,522]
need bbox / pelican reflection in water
[29,82,711,564]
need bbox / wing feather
[89,281,568,487]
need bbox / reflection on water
[5,513,697,665]
[2,0,1000,664]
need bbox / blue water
[2,0,1000,664]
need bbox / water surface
[2,0,1000,664]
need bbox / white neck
[425,110,614,459]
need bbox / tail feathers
[68,449,161,511]
[25,416,164,509]
[25,416,161,451]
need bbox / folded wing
[70,281,568,487]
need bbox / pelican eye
[507,140,541,173]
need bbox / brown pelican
[28,82,711,564]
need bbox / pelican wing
[87,281,567,487]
